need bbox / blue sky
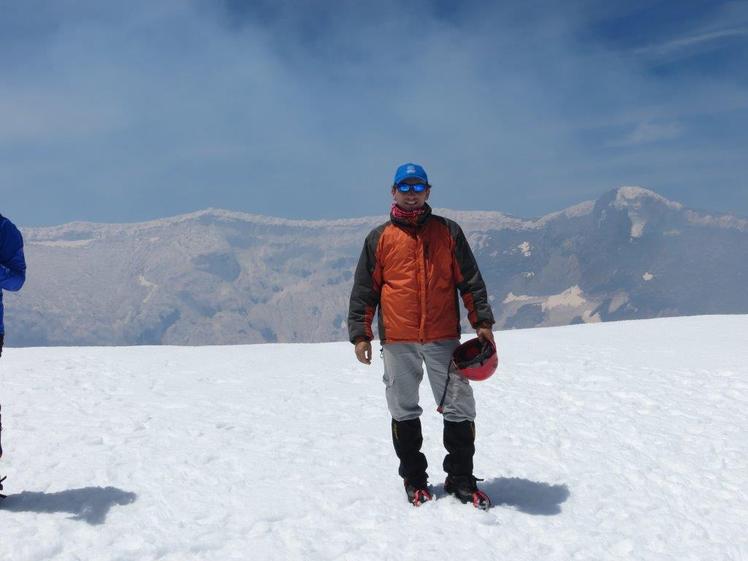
[1,0,747,226]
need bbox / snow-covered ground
[1,315,747,561]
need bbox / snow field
[1,315,747,561]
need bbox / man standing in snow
[0,213,27,464]
[348,163,494,508]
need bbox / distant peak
[612,186,683,210]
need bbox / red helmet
[452,337,498,381]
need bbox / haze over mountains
[7,187,748,347]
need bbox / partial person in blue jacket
[0,213,26,462]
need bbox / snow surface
[1,315,747,561]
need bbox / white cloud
[1,1,747,225]
[615,121,683,147]
[632,26,748,59]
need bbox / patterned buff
[391,203,426,225]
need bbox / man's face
[392,178,430,210]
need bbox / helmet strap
[436,361,458,414]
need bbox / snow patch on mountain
[614,186,683,210]
[433,208,530,231]
[542,286,587,311]
[137,275,159,304]
[630,218,646,238]
[684,210,748,232]
[608,293,629,313]
[467,233,492,251]
[535,200,595,226]
[503,292,534,304]
[29,239,94,248]
[500,286,602,329]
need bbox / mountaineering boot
[404,480,433,506]
[443,419,491,509]
[391,418,430,505]
[444,475,491,510]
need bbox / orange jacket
[348,205,494,344]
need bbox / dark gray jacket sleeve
[452,223,494,328]
[347,225,385,343]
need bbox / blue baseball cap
[393,163,428,186]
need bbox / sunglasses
[395,183,429,193]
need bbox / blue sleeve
[0,220,26,292]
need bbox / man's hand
[476,326,495,345]
[355,340,372,365]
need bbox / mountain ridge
[8,186,748,347]
[22,186,748,236]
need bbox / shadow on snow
[433,477,570,515]
[1,486,137,525]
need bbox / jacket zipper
[417,230,428,342]
[423,239,430,342]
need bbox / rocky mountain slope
[6,187,748,346]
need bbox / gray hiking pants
[382,339,476,423]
